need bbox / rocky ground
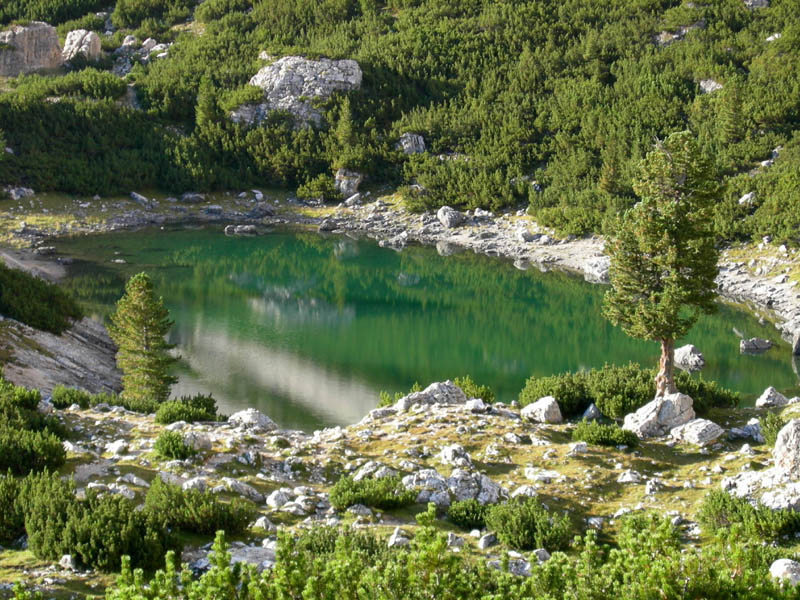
[3,380,800,597]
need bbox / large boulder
[437,206,464,228]
[396,133,426,154]
[393,381,467,412]
[622,393,695,439]
[670,418,724,447]
[446,469,502,505]
[62,30,102,62]
[774,420,800,478]
[674,344,705,371]
[520,396,563,424]
[0,22,62,77]
[230,56,362,127]
[756,386,788,408]
[228,408,278,431]
[401,469,450,507]
[334,168,363,198]
[770,559,800,586]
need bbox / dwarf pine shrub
[329,475,416,511]
[154,431,196,460]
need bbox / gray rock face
[740,337,773,353]
[231,56,362,127]
[59,555,77,571]
[393,380,467,412]
[622,393,695,438]
[437,206,464,228]
[62,30,102,62]
[520,396,563,424]
[674,344,705,371]
[774,420,800,478]
[770,559,800,586]
[446,469,502,505]
[699,79,723,94]
[5,186,35,201]
[228,544,275,573]
[439,444,472,468]
[670,418,725,447]
[397,133,426,154]
[582,403,601,421]
[756,386,788,408]
[0,22,62,77]
[401,468,450,507]
[334,168,363,198]
[582,256,610,283]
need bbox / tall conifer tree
[603,131,719,397]
[108,273,177,406]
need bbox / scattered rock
[436,206,464,229]
[670,418,725,447]
[622,393,695,439]
[674,344,705,371]
[756,386,788,408]
[744,0,769,7]
[182,477,207,492]
[582,256,610,283]
[520,396,563,424]
[62,30,102,62]
[740,338,773,354]
[738,192,755,206]
[729,418,765,443]
[228,408,278,431]
[318,218,337,232]
[774,420,800,478]
[396,133,426,154]
[770,559,800,586]
[222,477,265,503]
[253,516,276,532]
[464,398,488,413]
[105,439,128,456]
[0,22,62,77]
[129,191,150,207]
[617,469,642,484]
[266,489,291,509]
[5,186,34,201]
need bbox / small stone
[477,533,497,550]
[770,559,800,586]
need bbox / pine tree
[603,131,719,397]
[108,273,177,407]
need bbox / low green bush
[697,489,800,543]
[0,426,65,475]
[296,174,337,203]
[0,261,83,334]
[50,385,92,409]
[571,420,638,447]
[291,525,390,562]
[485,497,573,551]
[153,431,196,460]
[0,471,23,542]
[155,394,218,424]
[447,498,488,530]
[761,412,786,447]
[453,375,495,404]
[519,363,738,419]
[144,478,255,535]
[328,475,416,511]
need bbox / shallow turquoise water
[58,227,800,431]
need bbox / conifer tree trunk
[655,338,677,398]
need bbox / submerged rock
[740,337,772,354]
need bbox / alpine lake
[56,226,800,432]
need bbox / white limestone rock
[774,420,800,478]
[622,393,695,439]
[437,206,464,228]
[62,30,102,62]
[670,418,725,447]
[756,386,788,408]
[520,396,563,424]
[396,132,426,154]
[228,408,278,431]
[393,381,467,412]
[334,168,363,198]
[770,559,800,586]
[222,477,265,503]
[674,344,705,371]
[439,444,472,468]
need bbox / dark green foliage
[0,0,106,26]
[761,412,786,447]
[144,477,255,535]
[377,381,422,408]
[0,261,82,334]
[291,525,390,562]
[519,362,738,419]
[698,490,800,543]
[447,498,487,530]
[154,430,196,460]
[328,474,416,511]
[9,70,126,102]
[108,273,177,407]
[571,420,638,448]
[19,470,76,560]
[50,385,92,409]
[155,394,218,424]
[0,471,24,542]
[453,375,495,404]
[0,377,66,475]
[296,174,337,203]
[485,497,573,551]
[112,0,196,30]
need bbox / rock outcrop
[397,133,426,154]
[774,420,800,478]
[0,22,62,77]
[230,56,362,127]
[62,30,102,62]
[334,169,363,198]
[622,393,695,438]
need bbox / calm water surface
[58,227,800,431]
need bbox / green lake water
[57,227,800,431]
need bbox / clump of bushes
[571,420,638,447]
[697,489,800,542]
[329,475,416,511]
[153,431,196,460]
[3,470,172,571]
[0,262,83,334]
[447,498,488,530]
[454,375,495,404]
[155,394,219,424]
[519,363,738,419]
[761,412,787,447]
[144,478,255,535]
[51,385,93,409]
[0,377,65,475]
[484,497,573,551]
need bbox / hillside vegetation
[0,0,799,242]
